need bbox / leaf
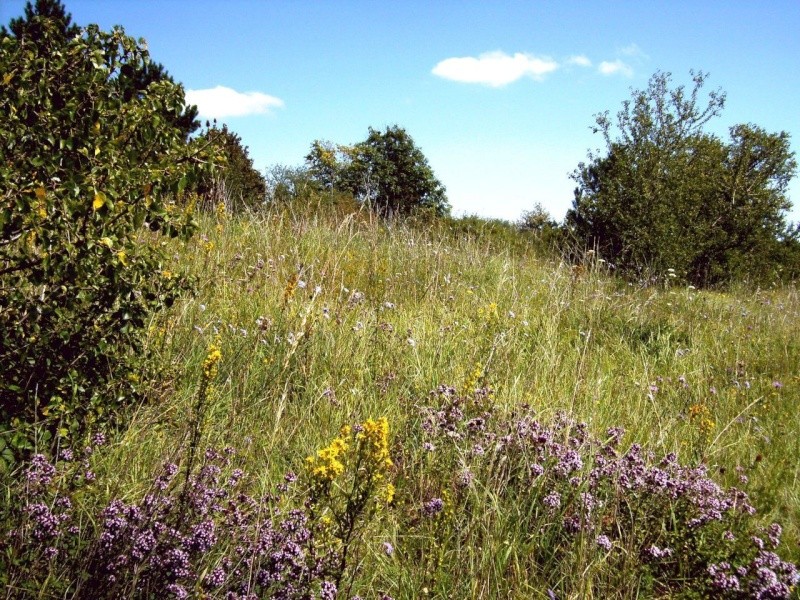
[99,237,113,249]
[93,192,106,211]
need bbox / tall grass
[7,204,799,598]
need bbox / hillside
[64,207,800,597]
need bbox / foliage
[0,14,215,461]
[306,126,450,217]
[2,0,200,139]
[196,124,266,214]
[566,70,797,287]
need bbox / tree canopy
[306,126,450,217]
[566,71,797,286]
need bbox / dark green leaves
[567,71,797,287]
[0,9,217,459]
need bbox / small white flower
[406,337,416,347]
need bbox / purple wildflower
[422,498,444,517]
[596,535,612,551]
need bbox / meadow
[5,203,800,598]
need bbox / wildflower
[384,482,396,504]
[596,535,612,551]
[543,492,561,512]
[382,541,394,556]
[645,545,673,560]
[358,417,393,473]
[306,435,348,483]
[422,498,444,518]
[283,274,298,303]
[202,341,222,380]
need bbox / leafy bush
[0,15,215,461]
[566,71,797,287]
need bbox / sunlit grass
[89,204,800,596]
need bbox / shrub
[566,71,797,287]
[0,15,216,462]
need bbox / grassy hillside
[7,205,800,598]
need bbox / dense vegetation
[1,2,799,599]
[566,71,798,287]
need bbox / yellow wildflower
[202,341,222,380]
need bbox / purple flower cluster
[422,498,444,518]
[415,387,799,598]
[709,548,800,598]
[6,445,349,599]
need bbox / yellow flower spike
[385,482,396,504]
[202,340,222,380]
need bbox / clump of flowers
[4,444,348,599]
[689,402,716,439]
[405,385,799,598]
[306,430,349,483]
[304,418,396,590]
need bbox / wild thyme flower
[596,535,612,551]
[422,498,444,518]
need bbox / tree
[2,0,200,139]
[197,124,266,213]
[566,70,796,286]
[0,12,216,459]
[306,126,450,217]
[1,0,79,41]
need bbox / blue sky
[3,1,799,222]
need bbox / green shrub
[567,71,797,287]
[0,16,216,463]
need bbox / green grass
[77,205,800,596]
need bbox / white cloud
[598,59,633,77]
[566,55,592,67]
[432,51,559,87]
[185,85,284,119]
[619,43,647,59]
